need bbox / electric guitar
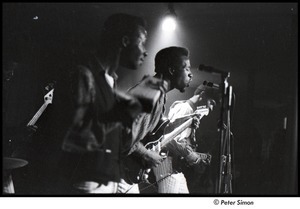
[27,83,55,127]
[9,82,55,158]
[124,105,211,184]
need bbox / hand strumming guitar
[134,142,165,168]
[143,150,166,168]
[26,125,38,137]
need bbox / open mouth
[187,79,192,86]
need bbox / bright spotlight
[162,16,177,32]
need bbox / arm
[133,142,164,168]
[128,113,165,168]
[165,101,205,165]
[168,101,195,142]
[127,90,166,168]
[61,67,96,153]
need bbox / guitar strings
[27,104,47,126]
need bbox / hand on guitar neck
[5,124,38,144]
[26,125,38,137]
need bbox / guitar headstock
[44,82,55,104]
[198,152,212,165]
[44,89,54,104]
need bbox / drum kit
[3,63,29,194]
[3,157,28,194]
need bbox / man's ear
[122,36,130,48]
[168,67,175,75]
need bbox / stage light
[162,15,176,32]
[161,3,177,32]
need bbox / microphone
[203,80,220,90]
[198,64,229,76]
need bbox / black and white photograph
[2,2,298,202]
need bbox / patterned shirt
[128,80,167,155]
[61,55,139,183]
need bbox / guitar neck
[160,118,193,148]
[155,111,208,150]
[27,103,48,126]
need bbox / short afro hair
[154,46,189,74]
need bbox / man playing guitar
[118,46,194,193]
[153,85,216,193]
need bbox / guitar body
[123,106,211,184]
[143,118,169,151]
[123,118,169,184]
[123,154,146,184]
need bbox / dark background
[2,3,298,195]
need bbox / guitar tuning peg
[44,81,56,91]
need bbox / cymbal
[3,157,28,170]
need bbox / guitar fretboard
[160,119,193,148]
[27,103,48,126]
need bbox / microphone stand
[217,72,233,194]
